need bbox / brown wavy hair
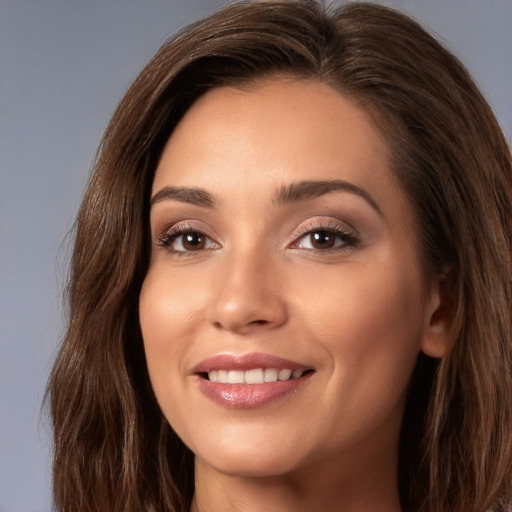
[47,1,512,511]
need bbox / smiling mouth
[196,368,314,408]
[203,368,310,384]
[193,353,314,408]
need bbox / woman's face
[139,78,448,479]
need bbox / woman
[48,1,512,511]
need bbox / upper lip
[192,352,312,373]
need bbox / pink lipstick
[193,353,314,408]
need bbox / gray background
[1,1,511,511]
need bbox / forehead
[152,78,407,223]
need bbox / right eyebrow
[273,179,382,216]
[150,186,216,209]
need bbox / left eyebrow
[273,179,382,216]
[150,186,216,209]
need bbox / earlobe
[420,270,454,359]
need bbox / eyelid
[155,218,216,239]
[155,220,220,254]
[289,218,359,251]
[290,217,357,239]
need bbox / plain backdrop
[1,1,511,511]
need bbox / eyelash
[291,222,358,253]
[156,221,358,256]
[156,222,218,257]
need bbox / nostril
[249,319,268,326]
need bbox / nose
[206,249,288,334]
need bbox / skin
[139,78,450,512]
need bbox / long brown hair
[48,2,512,511]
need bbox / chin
[198,452,302,479]
[190,430,309,478]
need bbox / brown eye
[159,229,218,253]
[294,226,357,252]
[181,232,206,251]
[309,231,336,249]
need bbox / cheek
[140,263,211,343]
[296,255,424,342]
[292,258,425,414]
[139,270,203,445]
[139,271,197,398]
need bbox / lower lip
[197,375,311,409]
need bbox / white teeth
[207,368,306,384]
[264,368,279,382]
[227,370,245,384]
[245,368,264,384]
[278,369,292,381]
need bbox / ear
[420,269,454,359]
